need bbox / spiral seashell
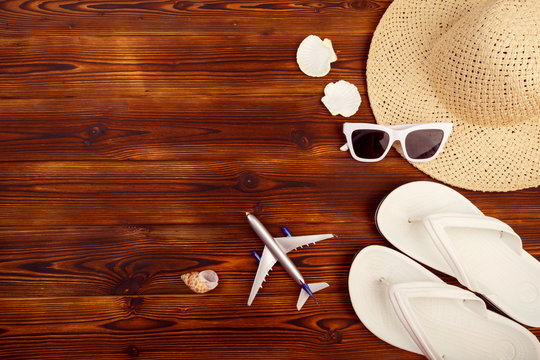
[296,35,337,77]
[321,80,362,117]
[181,270,219,293]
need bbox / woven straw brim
[367,0,540,192]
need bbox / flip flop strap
[418,213,522,290]
[389,281,485,360]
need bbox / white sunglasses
[340,122,453,162]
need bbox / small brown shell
[181,270,219,293]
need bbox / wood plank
[1,160,539,226]
[0,35,368,99]
[0,159,440,226]
[0,223,538,298]
[0,295,537,359]
[0,96,375,161]
[0,294,433,359]
[0,0,390,36]
[0,223,437,295]
[0,223,373,297]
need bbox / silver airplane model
[246,212,336,310]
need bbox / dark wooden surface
[0,1,538,359]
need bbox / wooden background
[0,0,538,358]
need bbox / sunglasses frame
[340,122,453,162]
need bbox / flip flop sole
[349,245,540,359]
[375,181,540,327]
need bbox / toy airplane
[246,212,335,310]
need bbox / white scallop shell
[181,270,219,293]
[321,80,361,117]
[296,35,337,77]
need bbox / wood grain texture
[0,295,423,360]
[0,0,539,358]
[0,223,361,297]
[0,35,368,99]
[0,97,372,160]
[0,0,390,36]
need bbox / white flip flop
[375,181,540,327]
[349,245,540,359]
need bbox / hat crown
[428,0,540,126]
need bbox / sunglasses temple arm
[339,143,349,151]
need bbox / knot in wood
[251,203,264,216]
[125,344,140,357]
[291,130,312,149]
[239,173,259,190]
[125,297,144,314]
[318,329,343,344]
[316,317,352,344]
[114,274,145,295]
[88,123,107,138]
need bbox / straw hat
[366,0,540,192]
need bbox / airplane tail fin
[296,282,329,311]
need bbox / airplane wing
[247,245,277,306]
[247,233,335,306]
[274,234,335,253]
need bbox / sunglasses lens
[351,130,390,159]
[405,129,444,160]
